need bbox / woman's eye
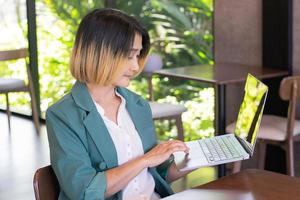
[128,54,140,59]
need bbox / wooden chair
[226,76,300,176]
[33,165,59,200]
[0,48,39,132]
[144,54,187,141]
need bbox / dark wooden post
[26,0,41,117]
[262,0,293,174]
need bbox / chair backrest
[33,165,60,200]
[279,76,300,100]
[0,48,31,82]
[0,48,27,61]
[0,48,35,92]
[279,76,300,139]
[143,54,163,101]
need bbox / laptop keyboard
[198,135,242,163]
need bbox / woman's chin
[115,79,130,87]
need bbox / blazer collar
[71,81,96,112]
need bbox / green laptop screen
[234,74,268,145]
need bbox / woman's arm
[105,140,189,197]
[104,156,145,197]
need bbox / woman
[46,8,190,200]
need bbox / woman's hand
[143,140,189,168]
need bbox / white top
[93,91,160,200]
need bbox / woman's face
[113,34,143,87]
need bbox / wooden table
[163,169,300,200]
[155,63,288,176]
[195,169,300,200]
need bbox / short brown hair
[70,8,150,85]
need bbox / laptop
[174,74,268,171]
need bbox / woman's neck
[86,83,117,106]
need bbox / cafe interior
[1,0,300,199]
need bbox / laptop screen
[234,74,268,147]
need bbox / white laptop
[174,74,268,171]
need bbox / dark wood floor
[0,113,50,200]
[1,112,299,199]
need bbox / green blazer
[46,81,174,200]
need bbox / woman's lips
[124,74,133,78]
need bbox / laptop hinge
[236,136,253,156]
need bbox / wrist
[139,154,150,169]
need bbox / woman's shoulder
[47,93,73,112]
[46,92,84,121]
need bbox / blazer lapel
[83,110,118,168]
[71,81,118,168]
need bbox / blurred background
[0,0,215,141]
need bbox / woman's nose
[131,60,139,72]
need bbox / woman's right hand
[142,140,189,168]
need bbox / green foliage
[2,0,214,140]
[147,0,213,67]
[43,0,105,33]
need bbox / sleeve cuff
[84,172,107,200]
[156,155,174,181]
